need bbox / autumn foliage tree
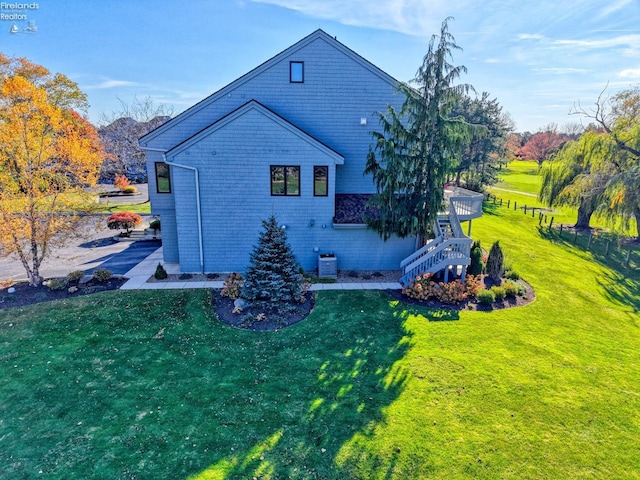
[517,129,568,168]
[0,54,105,286]
[107,211,142,235]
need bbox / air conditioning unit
[318,254,337,278]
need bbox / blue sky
[2,0,639,132]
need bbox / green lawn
[494,160,541,195]
[95,201,151,214]
[1,202,640,478]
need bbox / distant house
[140,30,482,282]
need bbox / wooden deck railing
[399,195,475,286]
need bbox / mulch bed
[0,278,128,310]
[387,277,536,312]
[213,277,536,331]
[213,291,315,331]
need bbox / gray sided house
[140,30,483,282]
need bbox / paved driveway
[86,240,161,275]
[0,216,158,281]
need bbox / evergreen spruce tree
[241,215,303,308]
[469,241,484,276]
[364,17,474,241]
[486,240,504,283]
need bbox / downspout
[142,146,205,273]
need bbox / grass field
[1,168,640,478]
[95,201,151,214]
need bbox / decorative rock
[7,287,16,294]
[234,298,249,309]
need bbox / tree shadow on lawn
[537,226,640,311]
[596,269,640,313]
[191,290,416,479]
[0,290,451,479]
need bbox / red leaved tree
[517,130,568,168]
[107,212,142,235]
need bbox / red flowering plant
[106,211,142,236]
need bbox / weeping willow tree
[364,18,473,241]
[539,130,617,229]
[597,88,640,240]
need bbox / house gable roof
[165,99,344,164]
[140,29,400,147]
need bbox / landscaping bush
[122,186,138,194]
[92,268,112,283]
[505,270,520,281]
[68,270,85,283]
[241,215,304,307]
[469,241,484,275]
[154,263,168,280]
[107,212,142,234]
[149,219,161,232]
[491,285,506,301]
[402,274,482,304]
[486,240,505,283]
[221,273,243,299]
[477,289,495,305]
[464,274,482,297]
[503,281,519,298]
[45,277,68,291]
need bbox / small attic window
[290,61,304,83]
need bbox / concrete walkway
[120,247,402,291]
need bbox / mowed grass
[95,201,151,214]
[494,160,541,195]
[2,204,640,478]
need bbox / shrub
[469,241,484,275]
[477,289,495,305]
[179,273,193,280]
[221,273,243,299]
[503,281,519,298]
[149,219,161,232]
[123,185,138,194]
[464,275,482,298]
[402,274,482,303]
[45,277,68,290]
[114,174,130,192]
[436,279,468,303]
[154,263,168,280]
[486,240,504,283]
[68,270,85,282]
[241,215,304,307]
[92,268,112,282]
[107,211,142,234]
[491,285,506,301]
[505,270,520,281]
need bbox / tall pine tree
[364,17,473,241]
[241,215,304,308]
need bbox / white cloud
[536,67,588,75]
[250,0,450,36]
[619,68,640,78]
[598,0,634,18]
[84,78,141,90]
[517,33,546,41]
[552,34,640,57]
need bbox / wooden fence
[484,193,639,271]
